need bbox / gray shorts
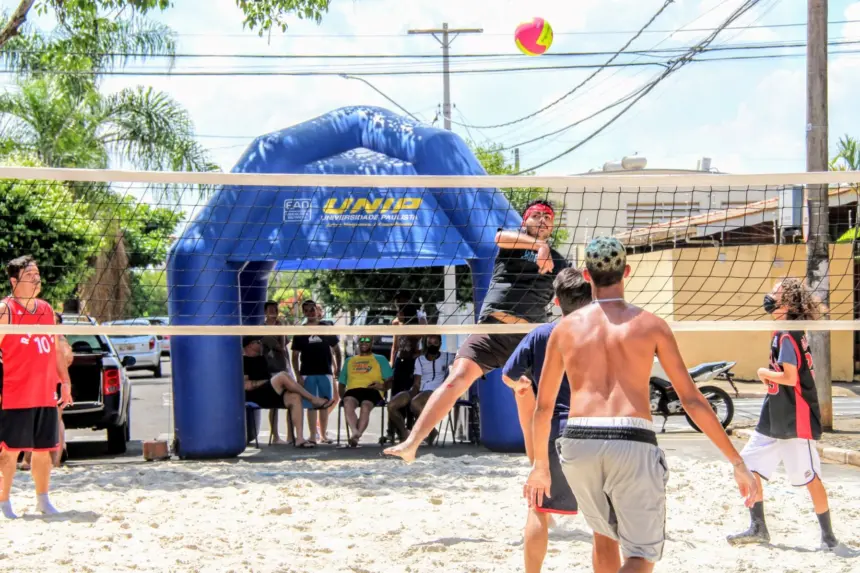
[556,417,669,563]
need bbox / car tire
[153,359,163,378]
[107,422,128,455]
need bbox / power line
[167,19,860,39]
[11,45,860,79]
[11,37,858,60]
[516,0,764,174]
[444,0,676,130]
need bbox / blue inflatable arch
[167,106,524,459]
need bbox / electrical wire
[515,0,764,174]
[166,18,860,39]
[419,0,674,131]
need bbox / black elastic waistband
[562,425,658,446]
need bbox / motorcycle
[650,359,738,433]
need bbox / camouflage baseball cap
[585,237,627,274]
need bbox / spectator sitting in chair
[386,336,422,443]
[388,334,454,446]
[338,336,393,448]
[243,336,333,449]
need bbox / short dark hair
[584,237,627,287]
[264,300,278,311]
[554,268,592,315]
[6,255,35,282]
[522,199,555,216]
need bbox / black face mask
[426,344,441,354]
[763,294,778,314]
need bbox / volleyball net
[0,165,859,340]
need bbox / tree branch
[0,0,36,50]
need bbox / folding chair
[337,396,388,445]
[440,399,475,447]
[245,402,262,448]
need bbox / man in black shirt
[385,199,569,462]
[291,300,342,444]
[243,336,333,448]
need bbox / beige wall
[626,244,855,381]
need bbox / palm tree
[0,77,215,174]
[830,135,860,172]
[0,12,217,320]
[831,135,860,245]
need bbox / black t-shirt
[292,333,339,375]
[243,355,270,381]
[392,354,417,395]
[479,234,569,323]
[756,330,822,440]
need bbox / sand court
[1,449,858,572]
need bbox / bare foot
[270,438,289,445]
[383,440,418,463]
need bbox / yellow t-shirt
[339,354,394,397]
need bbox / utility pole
[514,148,521,172]
[806,0,832,430]
[409,23,483,352]
[408,23,483,132]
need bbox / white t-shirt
[414,352,455,392]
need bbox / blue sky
[12,0,860,175]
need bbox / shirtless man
[525,237,757,572]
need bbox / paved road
[64,359,860,456]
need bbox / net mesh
[0,167,857,338]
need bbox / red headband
[523,204,555,221]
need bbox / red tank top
[0,297,58,409]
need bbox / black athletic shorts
[543,415,578,515]
[0,407,60,452]
[456,317,527,375]
[343,388,383,406]
[245,381,285,409]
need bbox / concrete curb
[733,428,860,468]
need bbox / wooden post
[806,0,832,430]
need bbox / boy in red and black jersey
[727,278,840,550]
[0,255,72,519]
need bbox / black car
[63,333,135,455]
[345,308,398,358]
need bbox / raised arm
[495,230,547,251]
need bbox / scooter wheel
[685,385,734,432]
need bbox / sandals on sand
[294,441,316,449]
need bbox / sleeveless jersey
[755,330,822,440]
[0,297,58,409]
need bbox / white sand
[1,451,858,572]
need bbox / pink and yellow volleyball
[515,17,554,56]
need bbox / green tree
[301,142,567,314]
[0,174,98,304]
[832,135,860,245]
[127,268,168,317]
[0,0,332,50]
[830,134,860,172]
[0,6,208,321]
